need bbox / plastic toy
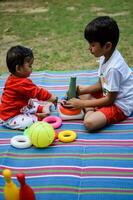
[59,104,81,115]
[10,135,32,149]
[24,121,55,148]
[3,169,19,200]
[58,76,84,120]
[58,130,77,142]
[43,116,62,129]
[17,173,36,200]
[58,104,84,120]
[67,76,77,100]
[54,132,58,140]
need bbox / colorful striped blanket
[0,70,133,200]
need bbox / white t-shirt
[98,49,133,116]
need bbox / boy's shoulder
[6,75,33,86]
[105,49,128,71]
[111,49,129,71]
[98,49,131,76]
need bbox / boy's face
[88,42,107,57]
[16,57,34,78]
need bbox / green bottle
[67,76,77,100]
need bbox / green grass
[0,0,133,73]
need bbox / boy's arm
[77,78,102,95]
[20,79,57,102]
[65,91,118,109]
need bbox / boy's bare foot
[36,112,49,119]
[42,102,53,113]
[36,102,53,120]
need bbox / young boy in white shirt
[65,16,133,131]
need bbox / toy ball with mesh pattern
[24,121,55,148]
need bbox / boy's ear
[105,42,112,50]
[16,65,21,73]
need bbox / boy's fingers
[76,85,80,97]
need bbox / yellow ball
[24,121,55,148]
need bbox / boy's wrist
[48,94,56,101]
[53,96,58,108]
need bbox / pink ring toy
[43,116,62,129]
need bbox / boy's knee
[84,118,95,131]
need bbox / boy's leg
[84,111,107,131]
[84,104,127,131]
[78,86,96,112]
[78,85,107,130]
[78,86,94,100]
[36,102,53,120]
[4,114,37,130]
[21,99,52,120]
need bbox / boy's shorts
[92,92,127,124]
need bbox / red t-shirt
[0,75,52,121]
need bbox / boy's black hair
[84,16,119,49]
[6,45,33,74]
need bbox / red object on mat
[17,173,36,200]
[59,105,81,115]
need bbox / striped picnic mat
[0,70,133,200]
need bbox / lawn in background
[0,0,132,73]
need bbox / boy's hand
[64,98,84,109]
[48,94,58,109]
[53,96,58,109]
[76,85,80,97]
[48,94,57,102]
[60,100,74,109]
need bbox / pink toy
[17,173,36,200]
[43,116,62,129]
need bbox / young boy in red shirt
[0,45,57,130]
